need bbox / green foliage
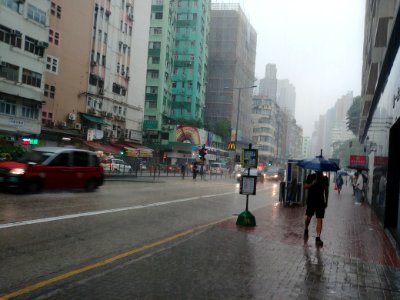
[205,119,231,142]
[346,96,362,136]
[175,118,203,129]
[331,137,365,167]
[0,145,26,160]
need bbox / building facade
[276,79,296,118]
[0,0,50,143]
[360,0,400,250]
[205,2,257,153]
[259,64,277,101]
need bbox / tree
[331,137,365,168]
[205,119,231,142]
[346,96,362,136]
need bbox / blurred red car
[0,147,104,193]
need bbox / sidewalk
[213,183,400,299]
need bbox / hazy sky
[214,0,366,136]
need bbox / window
[27,4,47,26]
[46,56,59,73]
[104,32,108,43]
[24,36,44,57]
[49,152,70,167]
[22,104,39,119]
[22,68,42,88]
[0,62,18,82]
[0,25,22,48]
[0,98,16,115]
[49,29,60,46]
[1,0,19,12]
[73,152,89,167]
[51,2,62,18]
[153,27,162,35]
[102,55,106,66]
[44,84,56,98]
[155,12,163,20]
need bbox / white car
[102,159,132,173]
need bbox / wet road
[0,178,279,299]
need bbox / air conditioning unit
[105,10,111,17]
[88,107,96,114]
[10,30,22,36]
[121,71,125,76]
[68,113,76,121]
[98,88,104,95]
[36,41,49,48]
[75,123,82,130]
[90,61,97,66]
[61,121,67,127]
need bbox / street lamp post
[224,85,257,161]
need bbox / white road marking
[0,188,271,229]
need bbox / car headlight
[274,174,278,178]
[236,173,241,178]
[9,168,26,175]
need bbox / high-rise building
[143,0,210,148]
[259,64,277,101]
[277,79,296,118]
[0,0,50,142]
[205,2,257,150]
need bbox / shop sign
[349,155,367,166]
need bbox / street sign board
[240,175,256,195]
[241,149,258,168]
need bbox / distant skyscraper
[277,79,296,117]
[259,64,277,101]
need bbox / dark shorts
[306,202,325,218]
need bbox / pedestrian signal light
[268,161,273,167]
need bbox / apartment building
[0,0,50,142]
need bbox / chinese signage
[349,155,367,166]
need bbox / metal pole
[234,88,241,157]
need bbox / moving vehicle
[210,162,228,175]
[102,158,132,173]
[0,147,104,193]
[236,168,266,183]
[265,168,284,181]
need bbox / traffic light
[198,145,207,161]
[120,147,126,156]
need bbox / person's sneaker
[315,237,323,247]
[304,229,309,239]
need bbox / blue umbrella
[297,151,340,172]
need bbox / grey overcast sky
[214,0,366,136]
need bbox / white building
[0,0,50,140]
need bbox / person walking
[335,174,344,194]
[192,161,198,180]
[303,171,329,247]
[355,172,364,204]
[181,163,186,180]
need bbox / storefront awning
[80,113,110,125]
[83,141,120,154]
[124,143,154,158]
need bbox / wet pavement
[13,183,400,299]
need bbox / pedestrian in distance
[181,163,186,180]
[335,174,344,194]
[303,171,329,247]
[192,161,198,180]
[354,172,364,204]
